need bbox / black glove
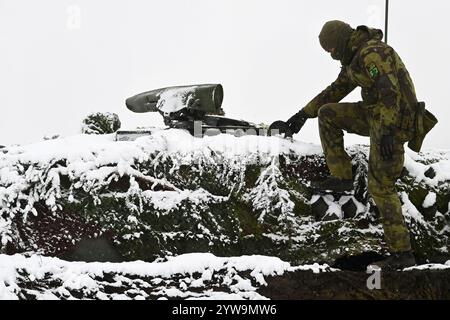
[380,134,394,160]
[286,110,309,134]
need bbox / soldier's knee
[318,104,337,121]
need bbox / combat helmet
[319,20,354,60]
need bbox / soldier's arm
[302,67,356,118]
[361,47,401,135]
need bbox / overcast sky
[0,0,448,150]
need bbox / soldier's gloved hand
[380,134,394,160]
[286,110,309,134]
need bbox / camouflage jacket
[302,26,418,136]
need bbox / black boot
[369,251,416,271]
[310,176,354,195]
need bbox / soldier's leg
[368,133,412,253]
[318,102,370,180]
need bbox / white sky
[0,0,448,149]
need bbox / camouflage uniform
[302,25,419,253]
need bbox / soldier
[286,20,437,270]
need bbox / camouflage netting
[0,130,449,267]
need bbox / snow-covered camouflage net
[0,129,449,265]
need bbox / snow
[244,157,295,224]
[422,192,437,208]
[155,86,197,114]
[2,252,446,299]
[0,130,322,213]
[0,251,354,300]
[401,192,427,225]
[0,129,323,246]
[404,150,450,187]
[290,263,339,273]
[404,262,450,271]
[141,188,227,213]
[322,195,343,219]
[0,252,296,300]
[2,130,322,169]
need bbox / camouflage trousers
[318,102,412,253]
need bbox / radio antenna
[385,0,389,43]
